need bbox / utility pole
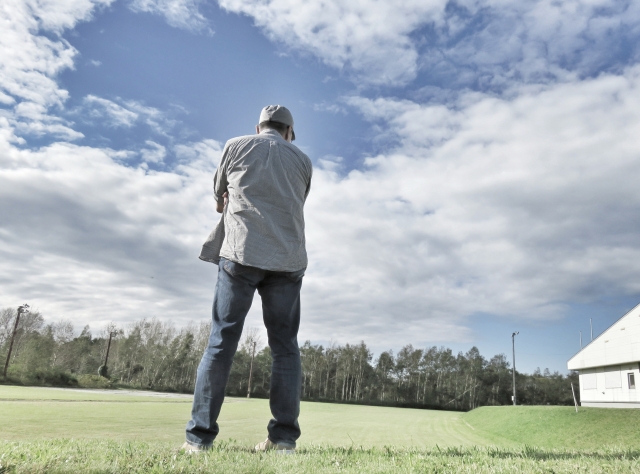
[247,341,257,398]
[3,304,29,378]
[590,318,593,341]
[98,328,117,378]
[512,331,519,406]
[580,331,582,349]
[104,331,115,367]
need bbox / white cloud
[123,100,177,135]
[421,0,640,89]
[0,0,114,140]
[0,0,114,105]
[140,140,167,163]
[12,100,83,140]
[299,66,640,348]
[0,134,223,329]
[82,95,139,128]
[3,0,640,358]
[218,0,640,87]
[128,0,211,32]
[317,155,344,173]
[313,102,347,115]
[78,95,177,135]
[174,139,224,168]
[0,0,222,331]
[0,92,16,106]
[219,0,446,86]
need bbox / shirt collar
[259,129,285,140]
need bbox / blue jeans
[185,257,304,448]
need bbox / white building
[567,303,640,408]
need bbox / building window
[629,373,636,390]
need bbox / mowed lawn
[0,385,493,448]
[465,405,640,451]
[2,386,640,472]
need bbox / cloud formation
[0,0,218,329]
[218,0,640,87]
[0,0,117,142]
[0,136,222,328]
[140,140,167,163]
[128,0,211,32]
[301,67,640,347]
[78,96,177,137]
[82,96,139,128]
[219,0,445,85]
[3,0,640,359]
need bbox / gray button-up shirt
[200,129,312,272]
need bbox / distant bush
[3,367,78,387]
[77,374,113,389]
[0,372,24,386]
[30,369,78,387]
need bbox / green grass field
[0,385,493,447]
[465,405,640,451]
[1,386,639,473]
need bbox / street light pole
[512,331,519,406]
[247,341,257,398]
[3,304,30,378]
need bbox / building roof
[567,302,640,370]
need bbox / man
[184,105,312,454]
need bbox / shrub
[3,367,78,387]
[30,369,78,387]
[77,374,113,389]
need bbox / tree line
[0,307,578,410]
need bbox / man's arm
[213,142,231,213]
[216,192,229,213]
[303,157,313,202]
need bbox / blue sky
[3,0,640,374]
[59,1,374,168]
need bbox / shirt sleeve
[304,157,313,201]
[213,141,231,202]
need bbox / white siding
[605,367,622,388]
[579,364,640,408]
[582,372,597,390]
[569,303,640,407]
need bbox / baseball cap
[259,105,296,141]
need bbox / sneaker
[254,438,296,454]
[181,441,209,454]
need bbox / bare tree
[0,308,17,349]
[52,320,75,344]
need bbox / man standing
[184,105,312,454]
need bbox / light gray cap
[259,105,295,140]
